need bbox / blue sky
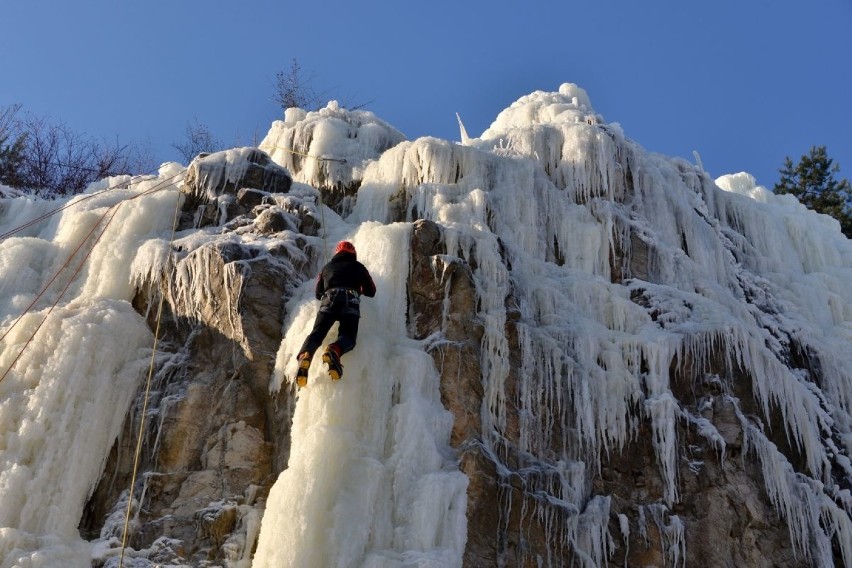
[2,0,850,187]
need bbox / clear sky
[2,0,850,188]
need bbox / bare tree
[273,58,372,114]
[1,106,150,196]
[274,58,321,112]
[0,104,22,137]
[171,117,222,164]
[18,115,143,195]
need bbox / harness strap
[324,287,360,298]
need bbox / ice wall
[254,222,468,567]
[0,168,184,567]
[342,82,852,565]
[0,80,850,567]
[259,102,406,193]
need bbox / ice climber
[295,240,376,387]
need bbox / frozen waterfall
[0,82,850,567]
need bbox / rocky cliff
[71,86,852,567]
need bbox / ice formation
[255,223,468,568]
[0,169,184,566]
[0,81,850,566]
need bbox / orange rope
[0,170,183,241]
[0,178,137,241]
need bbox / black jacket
[315,251,376,300]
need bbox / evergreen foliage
[0,132,26,188]
[0,104,25,188]
[774,146,852,238]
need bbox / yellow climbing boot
[322,345,343,381]
[295,352,311,388]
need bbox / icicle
[732,401,846,567]
[618,513,630,566]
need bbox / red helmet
[335,240,356,255]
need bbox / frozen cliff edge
[0,83,850,567]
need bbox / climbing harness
[116,147,341,563]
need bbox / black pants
[298,290,360,358]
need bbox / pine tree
[0,132,26,188]
[774,146,852,238]
[0,104,25,188]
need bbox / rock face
[405,219,806,568]
[81,150,313,565]
[181,148,293,229]
[79,92,851,567]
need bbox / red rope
[0,170,183,241]
[0,173,184,344]
[0,202,123,386]
[0,171,185,388]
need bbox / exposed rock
[76,101,849,568]
[85,205,839,566]
[236,188,269,209]
[81,203,314,563]
[181,148,293,228]
[404,216,822,567]
[253,207,291,235]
